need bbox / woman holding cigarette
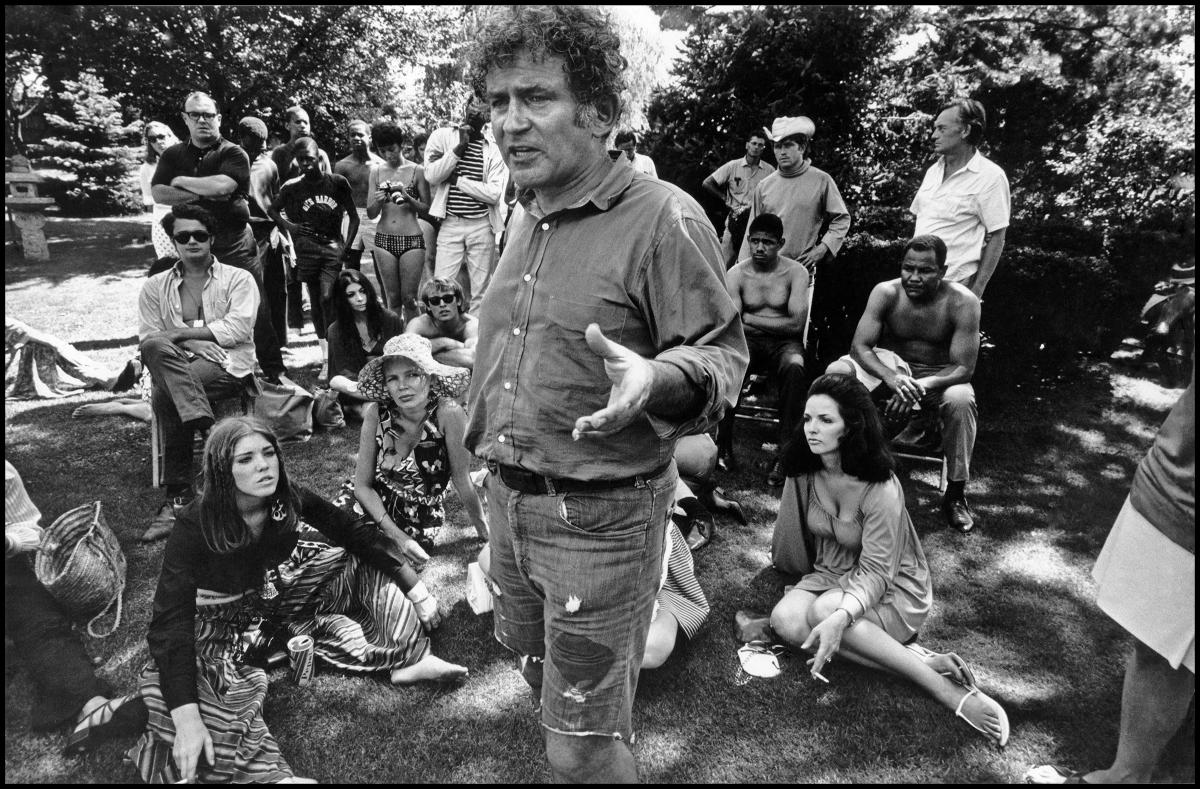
[69,417,465,783]
[769,374,1009,747]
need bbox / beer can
[286,635,315,687]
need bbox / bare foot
[955,687,1008,746]
[390,654,469,685]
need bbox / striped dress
[122,489,429,783]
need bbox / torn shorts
[486,462,676,743]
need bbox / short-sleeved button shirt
[152,138,252,233]
[910,151,1010,283]
[708,156,775,214]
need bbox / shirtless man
[718,213,810,486]
[827,234,981,532]
[333,119,385,271]
[404,277,477,370]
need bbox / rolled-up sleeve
[206,268,258,349]
[839,479,904,612]
[644,215,748,439]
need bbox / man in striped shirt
[424,101,509,314]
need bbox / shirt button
[503,381,512,390]
[541,223,550,231]
[497,434,506,443]
[523,274,532,282]
[512,327,521,336]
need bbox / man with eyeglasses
[403,277,478,370]
[151,92,286,384]
[138,204,260,542]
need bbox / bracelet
[835,607,856,627]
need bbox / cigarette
[811,670,830,683]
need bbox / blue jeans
[487,462,676,742]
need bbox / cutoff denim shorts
[486,462,676,742]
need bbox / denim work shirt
[465,162,748,479]
[138,257,260,379]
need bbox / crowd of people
[5,4,1192,785]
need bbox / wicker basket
[34,501,126,638]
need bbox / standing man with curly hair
[465,6,747,782]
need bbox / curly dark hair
[372,120,409,150]
[161,203,217,237]
[468,5,627,126]
[780,374,895,483]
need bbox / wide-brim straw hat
[764,115,816,142]
[357,334,470,402]
[1170,261,1195,285]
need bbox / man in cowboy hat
[737,115,850,273]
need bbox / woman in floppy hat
[333,334,488,556]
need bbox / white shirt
[910,150,1010,283]
[626,152,658,179]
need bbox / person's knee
[138,334,175,360]
[545,732,620,782]
[770,600,810,647]
[826,359,853,376]
[941,384,976,414]
[641,636,673,671]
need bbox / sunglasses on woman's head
[172,231,211,244]
[424,294,457,306]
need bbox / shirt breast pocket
[539,295,627,394]
[932,193,977,222]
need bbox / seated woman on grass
[67,416,466,783]
[332,334,488,553]
[326,269,404,420]
[769,373,1009,747]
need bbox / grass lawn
[5,216,1195,783]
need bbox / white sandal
[737,641,785,679]
[955,686,1010,747]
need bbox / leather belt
[488,461,668,496]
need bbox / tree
[29,72,142,216]
[645,5,916,218]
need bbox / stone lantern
[6,155,57,261]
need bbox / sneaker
[717,450,739,474]
[737,641,784,679]
[942,495,975,533]
[141,495,191,542]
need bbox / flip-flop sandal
[737,640,785,679]
[906,643,977,688]
[1023,765,1089,784]
[63,695,146,756]
[955,686,1010,748]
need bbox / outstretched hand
[572,324,655,440]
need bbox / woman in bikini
[367,122,431,324]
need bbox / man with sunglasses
[138,204,260,542]
[150,92,286,384]
[404,277,478,370]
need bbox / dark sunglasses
[172,231,211,244]
[184,111,217,121]
[149,133,170,142]
[424,294,458,306]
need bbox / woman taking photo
[139,121,179,259]
[70,417,466,783]
[770,374,1009,747]
[326,269,404,419]
[367,122,431,322]
[333,334,488,552]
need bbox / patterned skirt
[126,539,429,783]
[332,471,446,552]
